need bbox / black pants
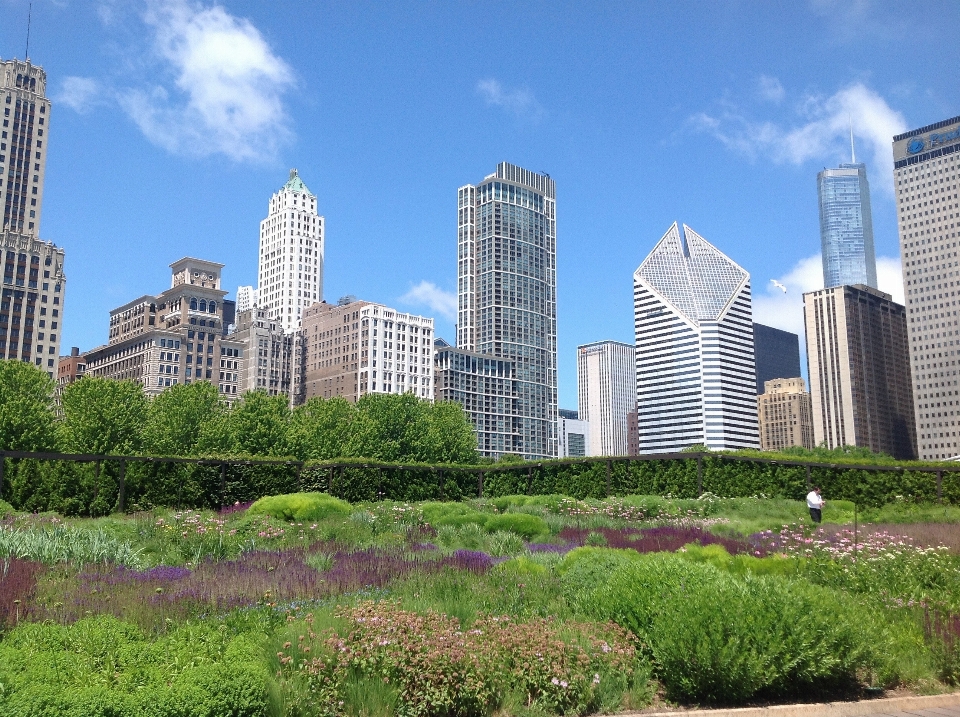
[809,508,822,524]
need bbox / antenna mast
[25,1,32,60]
[850,122,856,164]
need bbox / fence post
[527,466,533,495]
[328,466,334,493]
[937,470,943,503]
[220,462,227,509]
[92,460,101,513]
[176,463,183,510]
[478,470,484,498]
[606,459,612,497]
[296,462,304,491]
[438,468,444,501]
[697,454,703,496]
[118,460,126,513]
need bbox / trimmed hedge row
[1,453,958,515]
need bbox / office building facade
[558,408,589,457]
[434,339,520,458]
[85,258,244,400]
[258,169,324,332]
[457,162,558,458]
[236,285,257,314]
[803,285,916,459]
[576,340,635,456]
[1,58,50,234]
[818,162,878,289]
[1,230,65,376]
[302,299,434,402]
[230,307,293,397]
[757,377,815,451]
[634,223,759,453]
[753,323,802,395]
[894,116,960,459]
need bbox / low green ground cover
[1,493,959,715]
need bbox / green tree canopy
[144,382,224,456]
[0,360,57,452]
[422,400,480,464]
[229,390,291,457]
[287,397,356,461]
[345,393,431,462]
[58,377,148,454]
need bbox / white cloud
[119,0,294,162]
[757,75,785,103]
[400,281,457,321]
[56,76,101,113]
[476,78,543,120]
[692,83,908,192]
[753,253,905,340]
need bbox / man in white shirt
[806,487,825,524]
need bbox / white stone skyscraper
[1,57,50,235]
[457,162,557,459]
[633,223,759,453]
[257,169,324,332]
[577,340,636,456]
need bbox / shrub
[579,553,883,703]
[679,543,804,579]
[496,555,548,577]
[247,492,351,522]
[0,500,14,517]
[421,501,489,529]
[485,512,548,540]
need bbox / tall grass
[0,524,143,568]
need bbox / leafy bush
[496,555,548,576]
[581,553,883,702]
[679,543,804,578]
[247,491,351,522]
[421,501,489,529]
[485,512,548,540]
[0,499,13,518]
[0,615,272,717]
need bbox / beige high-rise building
[85,258,244,401]
[757,377,814,451]
[302,298,434,402]
[893,116,960,460]
[230,307,293,397]
[576,340,635,456]
[1,57,50,235]
[803,284,916,459]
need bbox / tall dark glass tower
[457,163,557,459]
[817,161,878,289]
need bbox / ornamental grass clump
[0,523,143,568]
[248,492,352,522]
[276,602,640,717]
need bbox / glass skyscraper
[817,163,878,289]
[457,163,557,459]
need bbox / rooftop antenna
[849,119,856,163]
[25,1,32,60]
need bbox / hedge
[0,452,958,515]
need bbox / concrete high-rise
[893,115,960,459]
[818,159,878,289]
[803,285,916,459]
[235,285,257,315]
[558,408,589,458]
[757,377,815,451]
[1,58,50,235]
[258,170,324,332]
[577,340,635,456]
[753,323,802,395]
[230,307,293,397]
[634,223,759,453]
[457,162,557,459]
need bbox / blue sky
[2,0,959,408]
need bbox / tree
[0,360,57,452]
[287,397,355,461]
[422,400,479,464]
[345,393,431,462]
[58,377,148,454]
[144,381,224,456]
[230,390,291,457]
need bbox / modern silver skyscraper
[1,57,50,235]
[457,162,557,459]
[577,340,635,456]
[893,114,960,460]
[817,158,878,289]
[634,223,759,453]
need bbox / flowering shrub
[0,557,42,628]
[553,496,729,528]
[558,525,749,555]
[277,602,639,716]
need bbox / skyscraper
[634,223,759,453]
[1,58,50,235]
[803,284,915,459]
[752,323,802,395]
[577,340,635,456]
[457,163,557,459]
[817,157,878,289]
[892,114,960,459]
[257,169,324,332]
[757,377,815,451]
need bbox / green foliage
[0,360,56,452]
[0,615,272,717]
[144,382,224,457]
[0,523,143,567]
[581,552,886,702]
[58,377,148,455]
[678,543,804,579]
[287,397,355,460]
[247,492,352,522]
[0,499,13,517]
[484,512,548,540]
[229,390,291,457]
[496,555,548,576]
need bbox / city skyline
[1,2,958,409]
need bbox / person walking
[806,486,825,523]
